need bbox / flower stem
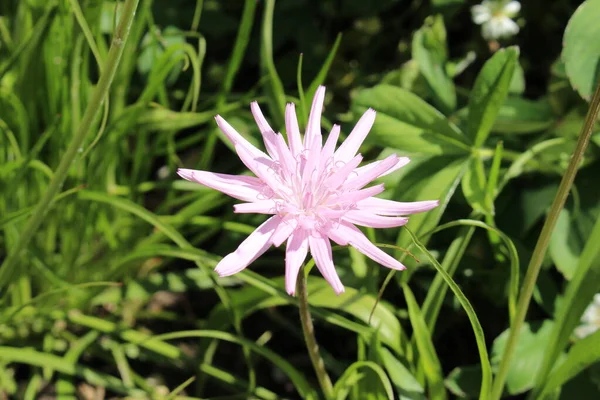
[297,268,335,399]
[0,0,140,291]
[491,80,600,400]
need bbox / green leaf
[380,347,425,399]
[491,320,558,395]
[445,365,482,399]
[532,211,600,398]
[137,26,186,84]
[207,274,406,356]
[333,361,394,400]
[467,46,519,146]
[394,156,470,264]
[461,157,489,215]
[403,284,446,400]
[260,0,286,127]
[352,85,470,157]
[405,227,493,400]
[412,16,456,113]
[562,0,600,100]
[541,330,600,396]
[492,97,555,134]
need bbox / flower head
[178,87,438,295]
[575,293,600,339]
[471,0,521,40]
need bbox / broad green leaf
[467,46,519,146]
[403,284,446,400]
[394,156,470,265]
[333,361,394,400]
[461,157,489,215]
[541,330,600,396]
[531,212,600,397]
[445,365,482,399]
[492,97,555,134]
[509,62,525,94]
[412,16,456,113]
[352,85,470,157]
[563,0,600,100]
[381,347,425,399]
[491,320,558,395]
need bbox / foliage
[1,0,600,399]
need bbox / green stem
[0,0,140,291]
[297,269,334,399]
[491,81,600,400]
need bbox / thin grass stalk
[297,267,335,399]
[490,80,600,400]
[0,0,140,292]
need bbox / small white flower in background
[574,293,600,339]
[471,1,521,40]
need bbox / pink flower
[178,87,438,295]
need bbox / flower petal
[309,233,344,294]
[215,115,270,161]
[271,216,298,247]
[353,156,410,180]
[357,197,439,216]
[328,184,385,206]
[304,86,325,150]
[327,222,405,270]
[343,210,409,228]
[285,228,309,295]
[177,169,264,202]
[343,154,399,190]
[214,216,281,276]
[250,101,280,159]
[233,200,278,214]
[285,103,303,157]
[334,108,376,162]
[471,5,492,24]
[503,1,521,16]
[324,154,363,188]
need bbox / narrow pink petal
[324,154,363,188]
[215,115,270,161]
[285,103,303,157]
[328,184,385,205]
[357,197,440,216]
[343,154,398,190]
[274,133,296,177]
[327,222,405,270]
[334,108,376,162]
[301,135,322,187]
[309,233,345,294]
[285,228,309,295]
[250,101,279,159]
[233,200,278,214]
[353,156,410,180]
[177,169,264,202]
[214,216,281,276]
[343,210,409,228]
[234,144,290,198]
[303,86,325,150]
[271,215,298,247]
[322,124,341,162]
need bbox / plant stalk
[297,268,335,399]
[491,80,600,400]
[0,0,140,291]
